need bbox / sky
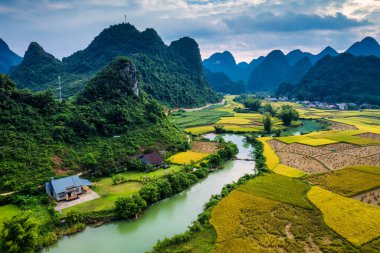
[0,0,379,63]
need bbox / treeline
[150,134,268,252]
[114,141,238,220]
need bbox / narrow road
[172,99,225,112]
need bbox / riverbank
[43,134,253,253]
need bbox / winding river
[44,134,256,253]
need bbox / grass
[0,205,21,231]
[62,181,143,214]
[237,174,312,209]
[170,105,232,128]
[169,151,209,165]
[185,125,215,135]
[307,186,380,246]
[63,166,183,214]
[273,164,307,178]
[307,166,380,196]
[258,137,279,170]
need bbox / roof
[140,151,164,166]
[49,175,92,193]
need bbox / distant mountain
[204,67,245,94]
[203,51,251,83]
[278,54,380,105]
[247,50,291,92]
[345,36,380,57]
[286,49,313,65]
[0,38,22,73]
[313,46,339,63]
[284,57,312,84]
[10,23,219,108]
[10,42,65,91]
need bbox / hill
[0,57,185,191]
[247,50,290,92]
[283,57,312,84]
[278,54,380,105]
[10,23,219,108]
[0,38,22,73]
[346,36,380,57]
[204,68,245,94]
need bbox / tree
[208,154,223,168]
[277,105,299,126]
[243,98,262,111]
[139,184,160,204]
[262,103,276,116]
[263,114,272,133]
[115,195,147,219]
[1,211,40,253]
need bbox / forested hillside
[204,68,245,94]
[277,54,380,104]
[0,58,186,192]
[10,23,220,108]
[0,38,22,73]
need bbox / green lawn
[0,205,21,231]
[62,166,183,214]
[307,166,380,196]
[237,174,312,209]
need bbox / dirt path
[172,99,225,112]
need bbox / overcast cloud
[0,0,379,62]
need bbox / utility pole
[125,14,126,23]
[57,75,62,102]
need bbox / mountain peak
[0,38,10,50]
[346,36,380,57]
[319,46,338,56]
[78,57,140,104]
[266,50,286,60]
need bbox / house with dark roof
[45,175,92,201]
[137,151,165,167]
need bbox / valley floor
[155,97,380,252]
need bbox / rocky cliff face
[120,61,139,98]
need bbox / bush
[112,174,127,185]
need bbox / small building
[45,175,92,201]
[137,151,165,167]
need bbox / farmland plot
[191,141,219,153]
[307,186,380,246]
[277,151,329,174]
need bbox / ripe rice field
[210,174,365,252]
[307,166,380,196]
[258,137,279,170]
[222,125,262,133]
[307,186,380,246]
[272,164,306,178]
[216,117,252,125]
[169,150,209,165]
[185,125,215,135]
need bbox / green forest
[0,57,187,192]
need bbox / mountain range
[0,38,22,73]
[204,36,380,93]
[277,53,380,105]
[8,23,220,108]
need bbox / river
[44,134,256,253]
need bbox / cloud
[224,12,370,33]
[0,0,379,62]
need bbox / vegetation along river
[44,134,256,253]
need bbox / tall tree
[1,211,40,253]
